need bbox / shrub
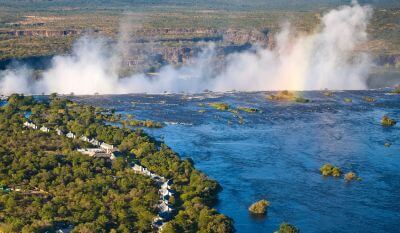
[248,199,270,215]
[209,103,229,111]
[267,91,309,103]
[391,87,400,94]
[344,172,357,181]
[331,167,342,177]
[320,164,333,176]
[237,107,259,113]
[381,115,396,126]
[320,164,341,177]
[343,98,352,103]
[276,222,300,233]
[362,96,375,102]
[294,97,310,103]
[323,90,334,97]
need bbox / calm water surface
[74,90,400,233]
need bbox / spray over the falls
[0,3,373,95]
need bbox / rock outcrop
[0,29,81,37]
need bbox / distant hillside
[0,0,398,65]
[1,0,399,12]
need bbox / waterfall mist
[0,2,373,95]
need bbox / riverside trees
[0,94,233,232]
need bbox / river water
[74,90,400,233]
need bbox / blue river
[74,90,400,233]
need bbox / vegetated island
[237,106,260,113]
[267,91,310,103]
[343,98,352,103]
[320,164,341,177]
[323,90,334,97]
[362,96,375,102]
[248,199,270,215]
[123,114,164,128]
[208,102,230,111]
[381,115,397,126]
[274,222,300,233]
[103,112,164,129]
[208,102,260,125]
[344,172,359,182]
[391,86,400,94]
[0,94,234,233]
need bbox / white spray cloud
[0,67,33,95]
[38,37,121,94]
[213,2,372,91]
[0,2,373,95]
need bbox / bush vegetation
[275,222,300,233]
[381,115,396,126]
[343,98,352,103]
[294,97,310,103]
[248,199,270,215]
[237,107,259,113]
[362,96,375,102]
[344,172,358,182]
[391,87,400,94]
[323,90,334,97]
[267,91,310,103]
[320,164,341,177]
[209,102,230,111]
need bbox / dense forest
[0,94,233,232]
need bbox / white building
[77,148,104,156]
[161,180,173,190]
[55,128,63,136]
[77,148,115,160]
[158,202,173,213]
[40,126,50,133]
[160,188,174,198]
[66,132,76,139]
[23,121,38,130]
[79,135,90,142]
[133,164,144,173]
[89,139,100,146]
[100,142,116,153]
[133,164,153,176]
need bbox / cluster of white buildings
[24,120,174,231]
[40,126,50,133]
[77,148,116,160]
[23,121,118,160]
[23,121,38,130]
[23,122,51,133]
[133,164,175,231]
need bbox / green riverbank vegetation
[0,94,234,232]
